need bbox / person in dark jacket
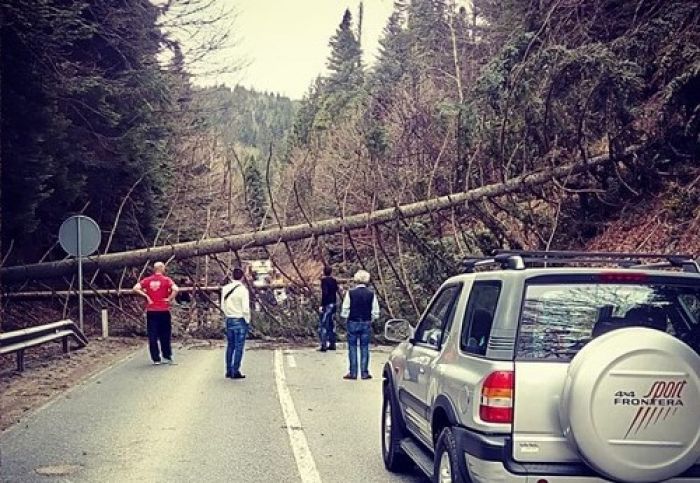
[340,270,380,380]
[318,265,340,351]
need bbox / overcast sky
[190,0,396,99]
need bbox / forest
[1,0,698,336]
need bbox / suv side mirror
[384,318,413,343]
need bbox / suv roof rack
[462,254,526,273]
[461,250,699,274]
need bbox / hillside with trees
[195,85,297,153]
[274,0,699,315]
[1,0,698,336]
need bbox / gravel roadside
[0,338,142,432]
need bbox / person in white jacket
[221,267,251,379]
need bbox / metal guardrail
[0,320,88,371]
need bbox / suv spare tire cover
[560,327,700,483]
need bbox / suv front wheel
[434,427,469,483]
[381,384,410,472]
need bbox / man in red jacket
[134,262,179,365]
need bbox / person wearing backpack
[221,267,251,379]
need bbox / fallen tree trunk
[0,150,626,282]
[4,279,357,299]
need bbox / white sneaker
[153,361,161,365]
[164,358,175,365]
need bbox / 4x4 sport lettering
[614,397,684,407]
[614,379,688,407]
[644,380,687,399]
[619,380,688,438]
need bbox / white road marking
[286,354,297,368]
[274,349,322,483]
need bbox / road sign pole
[77,216,84,332]
[59,214,101,335]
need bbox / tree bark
[0,149,630,283]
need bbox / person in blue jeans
[318,265,340,351]
[340,269,380,380]
[220,267,251,379]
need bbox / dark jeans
[147,311,172,362]
[319,303,337,349]
[347,320,372,377]
[225,318,249,375]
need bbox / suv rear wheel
[434,427,469,483]
[381,383,411,472]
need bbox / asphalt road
[0,343,428,483]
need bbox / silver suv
[381,250,700,483]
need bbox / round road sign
[59,215,101,257]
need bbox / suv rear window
[517,280,700,361]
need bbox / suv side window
[460,281,502,356]
[414,285,461,349]
[441,286,462,344]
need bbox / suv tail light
[480,371,514,423]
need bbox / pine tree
[1,0,173,262]
[1,1,92,260]
[326,8,363,93]
[243,156,267,228]
[406,0,451,79]
[312,9,365,130]
[370,8,410,114]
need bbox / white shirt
[221,281,251,323]
[340,284,380,320]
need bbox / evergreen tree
[288,77,324,148]
[326,8,363,93]
[374,10,407,83]
[2,2,94,259]
[243,156,267,227]
[406,0,451,80]
[313,9,365,130]
[370,8,410,115]
[1,0,173,262]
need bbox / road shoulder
[0,337,142,432]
